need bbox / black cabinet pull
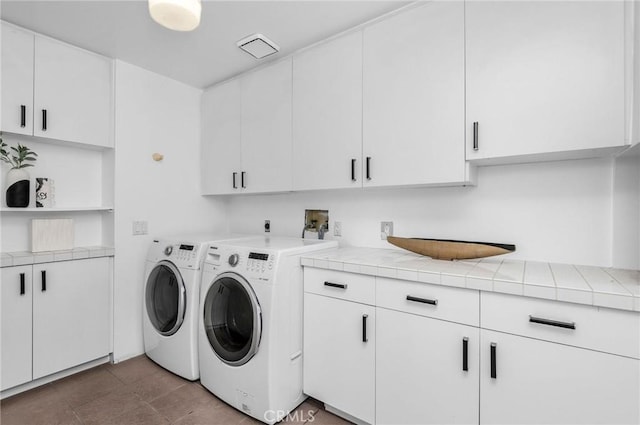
[41,270,47,292]
[351,159,356,182]
[473,122,479,151]
[324,281,347,290]
[232,172,237,189]
[241,171,246,188]
[365,157,371,180]
[406,295,438,306]
[362,314,368,342]
[462,337,469,372]
[20,273,26,296]
[42,109,47,131]
[490,342,497,379]
[20,105,26,128]
[529,315,576,330]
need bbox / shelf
[0,206,113,213]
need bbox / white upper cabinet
[201,79,242,195]
[363,2,470,187]
[1,23,34,136]
[240,58,293,193]
[466,1,626,163]
[0,22,113,148]
[34,35,113,148]
[201,59,293,195]
[292,32,363,191]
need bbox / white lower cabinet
[0,258,112,391]
[480,329,640,425]
[32,258,111,379]
[303,268,640,425]
[303,293,375,424]
[1,265,33,391]
[376,308,479,425]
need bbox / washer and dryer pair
[143,234,337,424]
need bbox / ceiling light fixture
[149,0,201,32]
[237,34,280,59]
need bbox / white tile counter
[1,246,115,267]
[301,247,640,312]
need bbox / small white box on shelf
[31,219,74,252]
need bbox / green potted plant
[0,136,38,207]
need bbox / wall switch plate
[334,221,342,237]
[264,220,271,233]
[132,220,148,236]
[381,221,393,240]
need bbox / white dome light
[149,0,202,32]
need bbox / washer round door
[202,272,262,367]
[145,260,186,336]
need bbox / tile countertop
[300,247,640,313]
[1,246,115,267]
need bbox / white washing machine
[198,236,338,424]
[143,234,249,380]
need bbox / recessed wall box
[237,33,280,59]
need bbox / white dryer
[143,235,248,380]
[198,236,338,424]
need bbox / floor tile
[282,400,321,423]
[105,355,162,385]
[1,394,80,425]
[73,387,146,425]
[127,368,188,402]
[150,382,221,422]
[53,366,125,408]
[101,403,169,425]
[173,401,249,425]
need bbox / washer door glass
[203,272,261,366]
[145,261,186,336]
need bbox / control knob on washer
[228,253,240,267]
[164,246,173,256]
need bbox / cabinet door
[33,35,113,147]
[466,1,625,162]
[303,294,375,424]
[240,59,292,193]
[0,265,33,390]
[363,2,466,187]
[480,330,640,425]
[201,79,242,195]
[376,308,479,425]
[1,22,34,136]
[292,32,363,190]
[32,258,111,379]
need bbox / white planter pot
[6,167,30,207]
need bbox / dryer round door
[145,260,186,336]
[202,272,262,367]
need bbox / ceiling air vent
[237,33,280,59]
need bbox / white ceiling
[1,0,408,88]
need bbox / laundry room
[1,1,640,424]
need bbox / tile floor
[0,355,350,425]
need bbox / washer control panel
[165,243,199,268]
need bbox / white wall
[113,61,227,362]
[612,145,640,269]
[227,158,617,267]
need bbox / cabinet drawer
[304,268,375,305]
[376,277,479,327]
[481,292,640,359]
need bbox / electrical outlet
[380,221,393,240]
[132,220,148,236]
[264,220,271,233]
[334,221,342,237]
